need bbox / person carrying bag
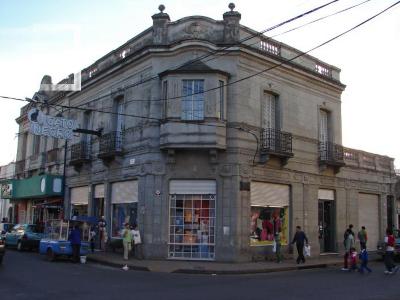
[122,223,133,260]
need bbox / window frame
[181,79,205,121]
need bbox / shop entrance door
[93,198,104,219]
[318,200,335,253]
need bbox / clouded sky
[0,0,399,167]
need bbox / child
[349,247,358,272]
[358,248,372,274]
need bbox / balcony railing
[70,141,91,165]
[319,141,345,166]
[15,159,26,175]
[260,128,293,156]
[47,148,59,164]
[98,131,124,159]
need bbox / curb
[87,257,150,272]
[87,256,344,275]
[172,262,342,275]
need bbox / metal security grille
[169,194,216,260]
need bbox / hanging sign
[27,108,78,140]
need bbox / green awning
[0,174,64,199]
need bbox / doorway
[93,198,104,220]
[318,200,335,253]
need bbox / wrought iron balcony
[70,141,91,165]
[47,148,59,164]
[98,131,124,160]
[319,141,345,170]
[260,128,293,164]
[15,159,26,176]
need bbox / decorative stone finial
[228,3,235,11]
[159,4,165,12]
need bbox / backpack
[343,230,350,246]
[388,235,395,247]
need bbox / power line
[1,1,398,120]
[200,0,372,65]
[57,0,341,110]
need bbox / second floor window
[182,80,204,120]
[319,109,329,143]
[261,92,277,129]
[32,134,40,156]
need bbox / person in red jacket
[383,228,398,274]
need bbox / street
[0,250,399,300]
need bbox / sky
[0,0,399,168]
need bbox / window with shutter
[262,93,276,130]
[319,110,328,143]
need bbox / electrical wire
[1,1,399,120]
[51,0,341,110]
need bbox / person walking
[98,216,107,250]
[274,232,283,263]
[69,225,81,263]
[383,228,398,274]
[358,248,372,274]
[89,227,96,253]
[122,223,133,261]
[349,247,358,272]
[131,224,143,259]
[357,226,368,250]
[291,226,308,264]
[342,225,355,271]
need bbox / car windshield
[27,225,42,233]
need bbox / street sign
[27,108,78,140]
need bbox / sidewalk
[87,251,355,274]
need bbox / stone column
[303,184,318,254]
[152,5,170,45]
[223,3,241,43]
[379,193,388,240]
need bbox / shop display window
[250,206,288,246]
[111,203,137,238]
[71,204,88,217]
[169,194,216,260]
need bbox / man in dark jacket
[69,225,81,263]
[292,226,309,264]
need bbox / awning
[1,174,64,199]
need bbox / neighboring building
[10,5,396,261]
[0,162,15,222]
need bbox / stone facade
[12,5,397,261]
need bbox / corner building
[13,5,397,261]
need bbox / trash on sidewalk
[122,264,129,271]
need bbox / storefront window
[111,203,137,238]
[250,206,289,246]
[71,204,88,217]
[169,194,216,260]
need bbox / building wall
[12,7,397,261]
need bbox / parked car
[0,223,14,239]
[377,229,400,258]
[39,219,92,262]
[0,236,5,264]
[5,224,44,251]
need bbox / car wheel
[0,256,3,265]
[46,248,56,262]
[17,241,23,251]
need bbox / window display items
[169,194,216,260]
[250,207,288,246]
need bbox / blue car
[5,224,44,251]
[39,220,90,261]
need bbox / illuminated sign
[28,109,78,140]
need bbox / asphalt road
[1,250,399,300]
